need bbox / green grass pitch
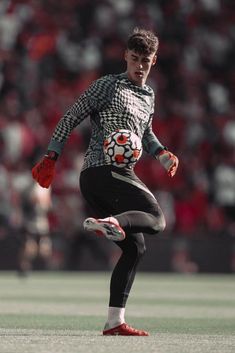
[0,272,234,353]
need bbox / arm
[47,94,94,156]
[142,122,166,156]
[32,77,112,188]
[48,76,112,156]
[31,94,93,188]
[143,115,179,178]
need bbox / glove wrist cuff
[156,148,168,160]
[45,150,58,161]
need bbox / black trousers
[80,165,165,307]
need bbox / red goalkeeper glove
[157,149,179,177]
[32,154,56,188]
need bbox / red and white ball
[103,129,143,168]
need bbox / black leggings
[80,165,165,307]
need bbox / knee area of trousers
[151,217,166,233]
[159,217,166,232]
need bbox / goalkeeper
[32,28,179,336]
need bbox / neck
[126,73,145,87]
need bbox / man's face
[125,49,157,87]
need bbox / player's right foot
[83,217,125,241]
[103,323,149,336]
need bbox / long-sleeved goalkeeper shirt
[48,72,165,170]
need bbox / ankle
[105,306,125,329]
[104,320,124,330]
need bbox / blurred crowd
[0,0,234,271]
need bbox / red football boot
[103,323,149,336]
[83,217,125,241]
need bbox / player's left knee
[151,216,166,233]
[158,217,166,232]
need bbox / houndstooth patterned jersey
[48,72,165,170]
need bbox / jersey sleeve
[142,92,166,156]
[142,115,165,156]
[48,76,114,155]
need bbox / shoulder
[144,83,155,97]
[84,74,123,107]
[98,72,132,88]
[93,73,121,87]
[86,74,126,100]
[145,85,155,110]
[85,74,119,96]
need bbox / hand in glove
[32,153,57,188]
[157,150,179,177]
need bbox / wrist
[45,150,58,161]
[155,148,168,159]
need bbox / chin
[134,76,144,85]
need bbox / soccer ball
[103,129,143,168]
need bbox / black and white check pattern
[48,72,164,170]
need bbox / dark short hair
[127,28,159,55]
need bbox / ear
[152,55,157,66]
[124,50,128,62]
